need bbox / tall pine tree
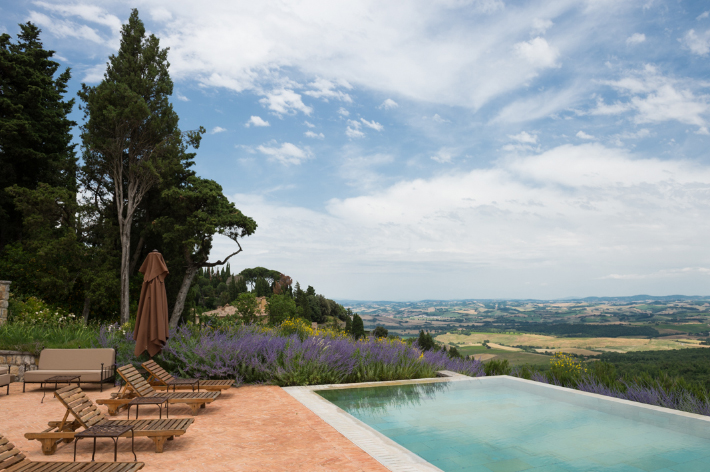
[79,10,199,324]
[0,23,76,249]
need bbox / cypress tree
[0,23,76,249]
[352,314,365,340]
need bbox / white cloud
[259,89,312,116]
[576,130,595,140]
[210,126,227,134]
[346,120,365,138]
[626,33,646,45]
[514,37,559,69]
[532,18,554,35]
[337,107,350,117]
[431,148,455,163]
[82,63,106,83]
[245,116,270,127]
[304,131,324,139]
[493,86,584,123]
[256,142,313,165]
[379,99,399,110]
[303,78,352,102]
[508,131,538,144]
[30,0,609,111]
[589,98,632,116]
[360,118,384,131]
[432,114,450,123]
[698,11,709,20]
[304,121,316,128]
[682,29,710,55]
[176,92,190,102]
[218,144,710,299]
[600,66,710,130]
[27,11,106,44]
[149,8,173,22]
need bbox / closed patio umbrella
[133,250,170,358]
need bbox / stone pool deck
[0,381,388,472]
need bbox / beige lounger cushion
[37,348,115,370]
[24,348,116,383]
[0,373,10,386]
[24,370,106,382]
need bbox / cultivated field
[437,332,710,353]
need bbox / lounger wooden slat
[102,365,220,415]
[24,387,193,455]
[1,433,143,472]
[142,360,234,392]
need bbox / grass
[0,323,98,355]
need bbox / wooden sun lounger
[1,432,145,472]
[24,385,194,455]
[142,360,235,392]
[96,365,220,416]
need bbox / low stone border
[283,372,473,472]
[0,350,38,381]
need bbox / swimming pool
[288,376,710,472]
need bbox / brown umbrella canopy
[133,251,170,358]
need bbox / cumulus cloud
[599,66,710,131]
[431,148,454,163]
[27,0,609,111]
[304,131,324,139]
[509,131,538,144]
[259,89,312,115]
[576,130,595,139]
[216,143,710,299]
[682,29,710,55]
[346,120,365,138]
[360,118,384,131]
[303,78,353,102]
[304,121,316,128]
[626,33,646,45]
[379,99,399,109]
[698,11,709,20]
[176,92,190,101]
[432,114,450,123]
[245,116,270,127]
[256,142,313,165]
[514,37,559,69]
[337,107,350,117]
[210,126,227,134]
[532,18,554,35]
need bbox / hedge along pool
[287,376,710,472]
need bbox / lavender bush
[152,324,486,386]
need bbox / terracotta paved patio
[1,381,387,471]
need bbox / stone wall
[0,350,38,382]
[0,280,10,326]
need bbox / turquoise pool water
[317,380,710,472]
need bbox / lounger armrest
[100,362,117,381]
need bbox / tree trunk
[170,265,198,328]
[129,234,145,274]
[82,296,91,324]
[119,219,131,325]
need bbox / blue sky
[3,0,710,300]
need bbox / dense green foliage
[0,15,253,325]
[0,23,76,250]
[352,314,365,339]
[599,348,710,392]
